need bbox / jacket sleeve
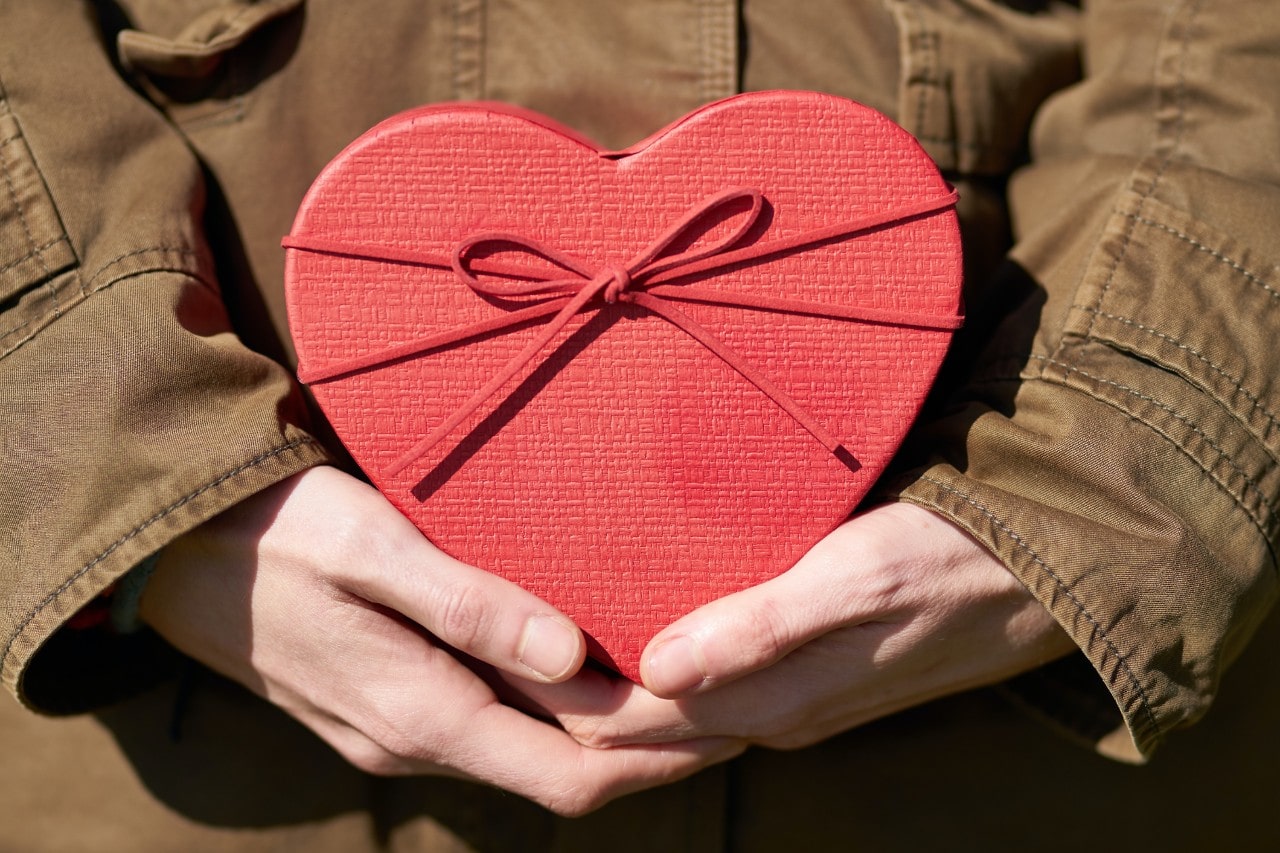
[887,0,1280,761]
[0,4,331,713]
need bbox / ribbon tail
[384,282,604,478]
[627,293,853,461]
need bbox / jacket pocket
[0,100,76,306]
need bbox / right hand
[139,465,743,816]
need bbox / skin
[511,501,1078,752]
[139,465,744,817]
[141,465,1075,815]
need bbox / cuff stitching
[917,473,1164,745]
[1,262,215,363]
[1,437,320,684]
[0,270,80,355]
[1037,354,1275,511]
[1072,306,1280,443]
[1034,354,1279,556]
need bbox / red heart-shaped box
[284,91,962,680]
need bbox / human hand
[509,502,1076,750]
[139,465,744,815]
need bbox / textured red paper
[284,91,963,680]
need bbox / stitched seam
[0,438,321,680]
[1033,355,1277,533]
[0,134,57,320]
[698,0,711,103]
[450,0,483,100]
[90,263,216,297]
[1034,356,1274,555]
[1,249,206,353]
[0,128,47,279]
[976,367,1280,568]
[0,235,63,277]
[0,312,38,343]
[918,474,1164,741]
[1038,357,1278,546]
[83,246,202,292]
[700,0,734,102]
[1127,213,1280,303]
[451,0,463,98]
[0,272,81,344]
[915,28,935,144]
[895,1,929,143]
[1083,0,1203,341]
[1,263,215,361]
[1074,307,1280,441]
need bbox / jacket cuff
[7,414,329,714]
[888,334,1278,761]
[0,270,332,713]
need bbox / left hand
[508,502,1077,750]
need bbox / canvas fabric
[1,0,1277,849]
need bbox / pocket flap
[117,0,304,78]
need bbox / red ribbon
[283,187,961,478]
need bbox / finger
[639,516,902,698]
[297,654,745,815]
[368,548,587,683]
[451,703,745,816]
[346,657,744,816]
[315,471,587,684]
[286,622,743,814]
[505,668,706,747]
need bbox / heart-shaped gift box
[283,91,962,680]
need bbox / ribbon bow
[284,187,961,478]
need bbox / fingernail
[517,614,581,681]
[645,635,707,695]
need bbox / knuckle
[563,715,624,750]
[320,510,391,585]
[816,529,905,618]
[758,729,822,751]
[430,581,494,650]
[369,726,419,766]
[325,504,380,556]
[354,702,433,768]
[308,708,417,777]
[756,717,802,749]
[752,701,829,751]
[335,736,407,777]
[729,594,796,670]
[542,783,608,818]
[746,694,820,750]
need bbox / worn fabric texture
[1,0,1277,849]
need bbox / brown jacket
[2,0,1278,849]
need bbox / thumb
[639,529,878,698]
[301,468,588,684]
